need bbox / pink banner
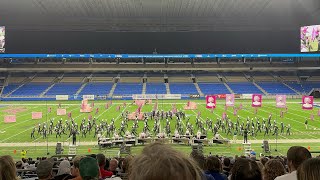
[276,95,287,108]
[252,94,262,107]
[302,96,314,110]
[32,112,42,119]
[4,115,16,123]
[135,100,145,106]
[57,108,67,115]
[206,95,216,109]
[225,94,235,107]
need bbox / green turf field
[0,99,320,159]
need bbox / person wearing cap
[55,160,73,180]
[36,159,54,180]
[79,157,99,180]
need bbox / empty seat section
[257,82,296,94]
[198,83,230,94]
[11,83,50,96]
[169,83,198,94]
[228,82,262,94]
[79,83,113,96]
[146,83,166,94]
[45,83,82,95]
[2,84,20,95]
[113,83,142,95]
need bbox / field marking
[2,105,82,143]
[262,105,320,130]
[256,107,319,139]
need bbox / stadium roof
[0,0,319,32]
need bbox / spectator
[96,154,113,179]
[129,143,203,180]
[109,159,119,175]
[0,155,18,180]
[222,157,231,177]
[275,146,311,180]
[297,158,320,180]
[55,160,73,180]
[70,156,84,180]
[263,159,286,180]
[79,157,99,180]
[121,155,133,174]
[190,151,215,180]
[230,158,262,180]
[260,157,269,166]
[36,159,54,180]
[205,156,227,180]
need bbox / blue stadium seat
[198,83,230,95]
[257,82,296,94]
[146,83,166,94]
[78,83,113,96]
[227,82,262,94]
[286,82,320,94]
[11,83,50,96]
[113,83,142,95]
[2,84,20,95]
[45,83,82,96]
[169,83,198,94]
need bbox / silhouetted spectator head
[263,159,286,180]
[71,156,84,178]
[297,158,320,180]
[79,157,99,180]
[230,158,262,180]
[206,156,222,172]
[0,155,17,180]
[129,143,203,180]
[109,159,118,172]
[96,153,106,167]
[36,159,54,180]
[287,146,311,172]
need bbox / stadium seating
[146,83,167,94]
[198,83,230,94]
[257,82,296,94]
[113,83,143,95]
[169,83,198,94]
[286,82,320,94]
[45,83,82,96]
[227,82,263,94]
[2,84,20,95]
[78,83,113,96]
[10,83,50,96]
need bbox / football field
[1,99,320,159]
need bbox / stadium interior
[1,0,320,180]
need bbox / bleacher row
[1,76,320,97]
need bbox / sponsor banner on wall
[82,95,95,100]
[56,95,69,101]
[242,94,253,99]
[189,94,200,98]
[112,95,123,99]
[132,94,181,100]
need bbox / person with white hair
[55,160,73,180]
